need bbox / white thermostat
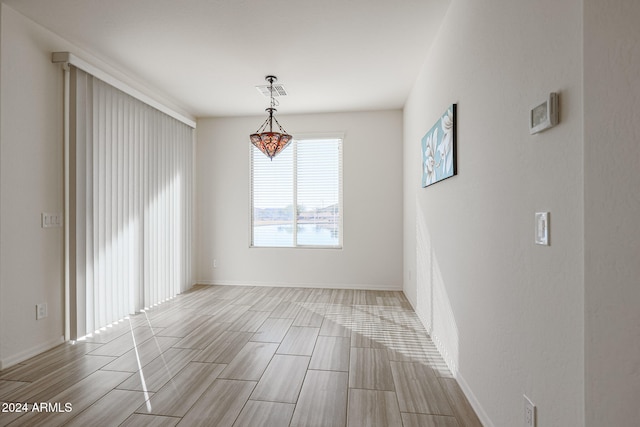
[529,92,559,134]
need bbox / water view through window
[251,137,342,248]
[253,223,339,247]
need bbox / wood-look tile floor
[0,285,482,427]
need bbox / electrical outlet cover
[524,395,536,427]
[36,303,48,320]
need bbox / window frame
[249,132,344,249]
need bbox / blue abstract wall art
[421,104,457,187]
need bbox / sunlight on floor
[128,318,152,412]
[300,300,451,376]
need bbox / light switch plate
[41,212,63,228]
[535,212,549,245]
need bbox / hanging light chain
[272,115,288,134]
[270,79,275,109]
[254,116,271,134]
[267,76,280,109]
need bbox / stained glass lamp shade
[250,107,292,160]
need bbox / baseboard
[430,329,458,376]
[456,371,495,427]
[0,335,65,370]
[195,279,402,291]
[411,299,494,427]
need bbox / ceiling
[4,0,449,118]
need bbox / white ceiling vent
[256,83,287,97]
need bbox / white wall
[584,1,640,425]
[196,111,403,290]
[0,5,191,368]
[403,0,584,426]
[1,4,65,368]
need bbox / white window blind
[68,66,194,338]
[251,137,343,248]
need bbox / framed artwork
[421,104,457,187]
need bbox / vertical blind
[251,137,343,248]
[69,66,194,338]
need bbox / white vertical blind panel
[141,106,193,308]
[70,67,194,338]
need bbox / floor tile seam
[245,395,299,405]
[112,383,155,393]
[203,377,258,385]
[10,362,118,403]
[275,350,314,357]
[346,386,398,392]
[11,370,109,403]
[41,377,129,426]
[169,376,257,425]
[272,320,296,356]
[224,378,262,426]
[81,329,133,346]
[101,345,199,374]
[153,331,198,338]
[130,413,182,421]
[134,362,230,420]
[388,359,406,425]
[399,409,458,417]
[305,366,348,374]
[390,362,456,417]
[87,333,162,358]
[228,313,272,335]
[347,385,396,392]
[275,325,320,356]
[249,354,310,404]
[248,338,285,343]
[170,343,211,350]
[113,350,198,390]
[184,361,226,370]
[436,376,470,424]
[148,348,212,383]
[0,397,54,405]
[227,342,279,391]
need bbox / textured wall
[403,0,584,425]
[584,1,640,425]
[1,4,65,368]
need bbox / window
[251,136,343,248]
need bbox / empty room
[1,0,639,426]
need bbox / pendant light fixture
[250,75,292,160]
